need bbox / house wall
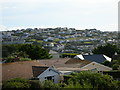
[52,54,60,59]
[37,68,60,83]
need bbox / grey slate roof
[82,54,110,63]
[32,66,49,77]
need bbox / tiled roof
[57,67,90,71]
[32,66,49,77]
[65,58,91,65]
[2,60,46,81]
[82,54,108,63]
[36,58,70,68]
[75,54,111,63]
[2,58,70,81]
[2,58,95,81]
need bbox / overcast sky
[0,0,119,31]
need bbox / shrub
[41,80,59,88]
[112,64,119,70]
[60,53,79,58]
[28,80,42,88]
[4,56,15,63]
[2,78,31,88]
[102,60,111,67]
[20,58,31,61]
[65,71,120,89]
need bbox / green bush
[102,60,111,67]
[2,73,120,89]
[103,70,120,79]
[2,78,31,88]
[60,53,79,58]
[65,71,120,89]
[3,82,30,88]
[41,80,59,88]
[20,58,31,61]
[112,64,119,70]
[9,51,29,58]
[4,56,15,63]
[28,80,42,88]
[4,57,31,63]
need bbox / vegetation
[2,78,64,89]
[2,44,52,63]
[102,58,120,70]
[102,60,112,67]
[2,78,31,88]
[64,71,120,89]
[103,70,120,79]
[92,43,120,58]
[60,53,79,58]
[18,44,52,59]
[2,72,120,89]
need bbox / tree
[112,64,119,70]
[9,51,29,58]
[2,44,52,60]
[4,51,31,63]
[65,71,120,89]
[2,44,18,57]
[92,44,119,58]
[102,60,111,67]
[18,44,52,60]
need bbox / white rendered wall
[37,68,60,83]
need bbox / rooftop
[32,66,49,77]
[2,60,46,81]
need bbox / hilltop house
[74,54,111,63]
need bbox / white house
[32,66,61,83]
[80,61,112,71]
[49,50,60,59]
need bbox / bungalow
[32,66,61,83]
[56,58,112,72]
[80,61,112,71]
[74,54,112,63]
[2,60,62,83]
[2,61,45,81]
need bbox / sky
[0,0,119,31]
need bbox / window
[46,76,54,82]
[47,76,52,80]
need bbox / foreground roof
[2,58,70,81]
[2,60,46,81]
